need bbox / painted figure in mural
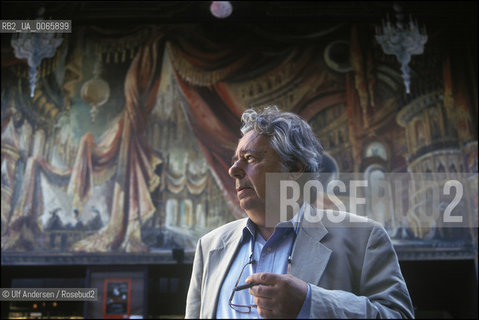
[185,106,414,318]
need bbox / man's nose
[228,160,245,179]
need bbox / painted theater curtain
[3,34,165,252]
[2,24,341,253]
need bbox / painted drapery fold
[173,71,243,217]
[71,35,164,252]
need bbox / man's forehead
[235,131,269,153]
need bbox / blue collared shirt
[216,207,312,318]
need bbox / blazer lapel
[290,211,332,285]
[202,226,244,318]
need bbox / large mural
[1,18,477,264]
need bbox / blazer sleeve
[185,238,203,319]
[309,225,414,319]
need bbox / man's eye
[244,155,254,162]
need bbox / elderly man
[185,106,414,318]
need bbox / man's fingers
[254,296,275,310]
[256,305,275,318]
[245,272,278,285]
[249,284,275,298]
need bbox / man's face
[229,131,288,226]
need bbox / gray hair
[240,106,323,175]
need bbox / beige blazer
[185,209,414,318]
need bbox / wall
[1,1,477,266]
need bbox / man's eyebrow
[231,149,266,164]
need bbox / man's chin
[239,198,264,212]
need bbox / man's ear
[288,163,305,180]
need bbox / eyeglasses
[228,226,298,314]
[228,257,257,313]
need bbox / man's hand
[246,272,308,318]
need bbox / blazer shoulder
[199,218,247,247]
[313,209,388,243]
[316,209,381,229]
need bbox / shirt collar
[240,203,306,243]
